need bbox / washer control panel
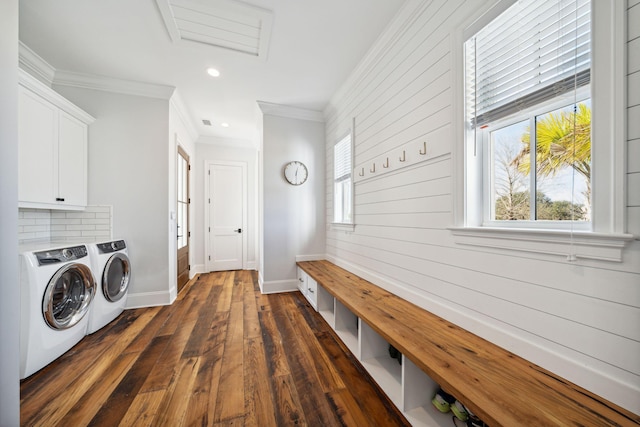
[36,245,88,265]
[97,240,127,254]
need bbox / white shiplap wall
[325,0,640,415]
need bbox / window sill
[449,226,635,263]
[331,222,355,232]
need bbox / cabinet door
[58,111,87,207]
[297,267,307,295]
[18,88,57,205]
[306,276,318,310]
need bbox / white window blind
[334,134,351,182]
[466,0,590,127]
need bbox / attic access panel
[155,0,273,60]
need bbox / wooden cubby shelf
[296,260,640,427]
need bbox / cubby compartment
[334,299,359,356]
[359,321,402,407]
[402,358,451,427]
[317,285,335,328]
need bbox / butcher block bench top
[297,260,640,427]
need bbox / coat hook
[383,157,389,168]
[419,141,427,155]
[370,163,376,173]
[399,150,406,162]
[359,167,364,177]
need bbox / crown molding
[19,69,95,124]
[169,90,199,142]
[18,41,56,86]
[257,101,325,122]
[53,70,176,100]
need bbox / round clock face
[284,161,308,185]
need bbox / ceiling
[18,0,406,144]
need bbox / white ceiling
[18,0,406,143]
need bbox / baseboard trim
[260,279,298,294]
[125,290,173,309]
[295,254,326,262]
[192,264,206,276]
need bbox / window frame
[331,129,355,231]
[451,0,633,262]
[480,86,592,229]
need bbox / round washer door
[102,252,131,302]
[43,263,96,330]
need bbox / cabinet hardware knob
[56,197,65,202]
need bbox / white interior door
[207,162,246,271]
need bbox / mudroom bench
[296,260,639,427]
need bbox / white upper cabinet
[18,70,94,210]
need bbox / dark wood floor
[20,270,410,426]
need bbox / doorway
[177,145,190,292]
[206,161,247,271]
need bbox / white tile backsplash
[18,205,113,244]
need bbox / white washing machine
[19,242,96,379]
[87,239,131,334]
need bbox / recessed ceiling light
[206,68,220,77]
[221,122,229,128]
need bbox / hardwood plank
[242,270,262,340]
[181,282,223,359]
[53,352,138,426]
[285,293,346,393]
[182,311,229,426]
[87,335,171,426]
[257,309,290,378]
[117,390,165,427]
[139,299,202,393]
[152,356,201,426]
[243,337,278,427]
[326,388,375,427]
[270,294,342,427]
[214,300,245,423]
[216,271,234,313]
[270,374,308,427]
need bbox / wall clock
[284,161,308,185]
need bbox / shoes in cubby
[388,344,402,365]
[431,388,456,413]
[451,400,469,421]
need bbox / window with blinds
[465,0,590,128]
[464,0,592,226]
[334,133,352,224]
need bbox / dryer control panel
[97,240,126,254]
[36,245,88,265]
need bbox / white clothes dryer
[87,239,131,334]
[19,242,96,379]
